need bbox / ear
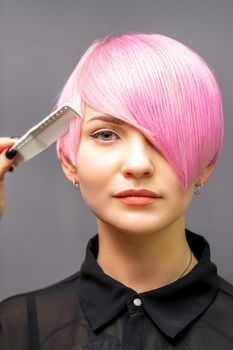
[59,150,79,184]
[195,163,215,186]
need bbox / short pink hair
[56,32,224,191]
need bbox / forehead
[83,104,125,125]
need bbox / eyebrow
[85,115,125,125]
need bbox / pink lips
[114,189,161,198]
[113,189,162,206]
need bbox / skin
[60,104,215,293]
[0,138,18,218]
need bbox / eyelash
[90,129,120,143]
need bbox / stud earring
[72,179,80,190]
[193,181,204,195]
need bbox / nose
[121,135,154,179]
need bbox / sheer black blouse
[0,228,233,349]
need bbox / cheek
[158,163,194,210]
[76,145,117,200]
[167,183,194,217]
[76,143,119,179]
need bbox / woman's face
[73,104,195,235]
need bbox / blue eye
[90,129,119,142]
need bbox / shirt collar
[78,229,219,339]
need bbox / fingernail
[5,148,17,160]
[8,166,14,172]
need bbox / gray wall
[0,0,232,300]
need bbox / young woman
[0,32,232,349]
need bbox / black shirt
[0,228,233,349]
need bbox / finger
[0,138,19,157]
[5,148,18,160]
[0,148,18,181]
[0,138,18,153]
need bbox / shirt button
[133,298,142,306]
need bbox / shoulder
[218,275,233,298]
[215,275,233,312]
[202,275,233,336]
[0,270,81,349]
[0,269,81,306]
[192,275,233,348]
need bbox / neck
[96,216,198,293]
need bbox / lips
[114,189,161,198]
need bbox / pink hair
[56,32,224,191]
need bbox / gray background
[0,0,232,301]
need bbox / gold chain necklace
[176,249,193,281]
